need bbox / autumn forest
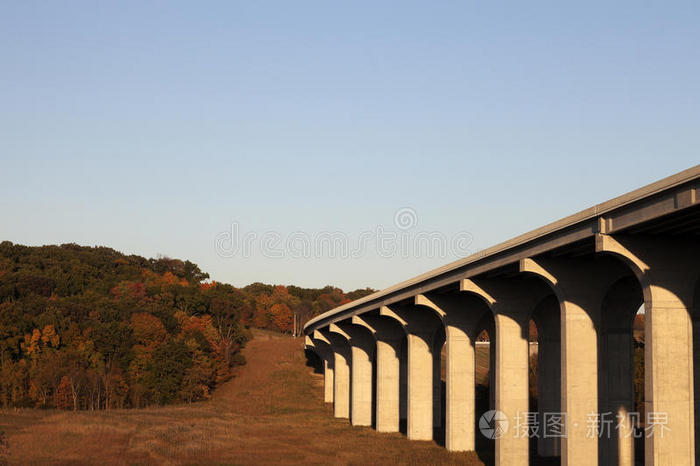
[0,242,374,411]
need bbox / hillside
[0,330,483,465]
[0,242,251,410]
[0,242,374,411]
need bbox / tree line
[0,242,374,410]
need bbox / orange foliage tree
[269,303,292,332]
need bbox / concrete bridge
[303,165,700,466]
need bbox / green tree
[143,340,192,405]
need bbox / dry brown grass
[0,330,485,465]
[440,344,490,385]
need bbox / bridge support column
[461,278,551,466]
[332,323,375,427]
[319,328,352,419]
[444,323,471,450]
[520,256,631,466]
[597,234,700,466]
[414,294,490,452]
[323,358,334,403]
[400,339,408,427]
[493,311,530,465]
[532,296,562,458]
[310,333,335,403]
[407,329,433,440]
[432,327,446,437]
[381,305,442,441]
[353,315,405,432]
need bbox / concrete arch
[415,291,493,452]
[459,279,496,317]
[352,314,405,433]
[413,294,448,325]
[334,322,375,354]
[379,303,443,441]
[412,293,448,439]
[308,334,335,404]
[304,334,320,363]
[334,321,376,427]
[458,276,551,465]
[600,276,643,331]
[414,292,508,450]
[519,258,576,317]
[595,234,698,309]
[319,326,352,420]
[596,275,643,466]
[415,292,493,338]
[412,294,454,445]
[595,234,700,465]
[304,336,324,374]
[460,275,552,342]
[518,255,632,465]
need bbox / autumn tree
[0,242,373,410]
[269,303,292,333]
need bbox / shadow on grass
[304,348,323,374]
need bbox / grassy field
[0,330,485,465]
[438,343,491,383]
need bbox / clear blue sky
[1,1,698,290]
